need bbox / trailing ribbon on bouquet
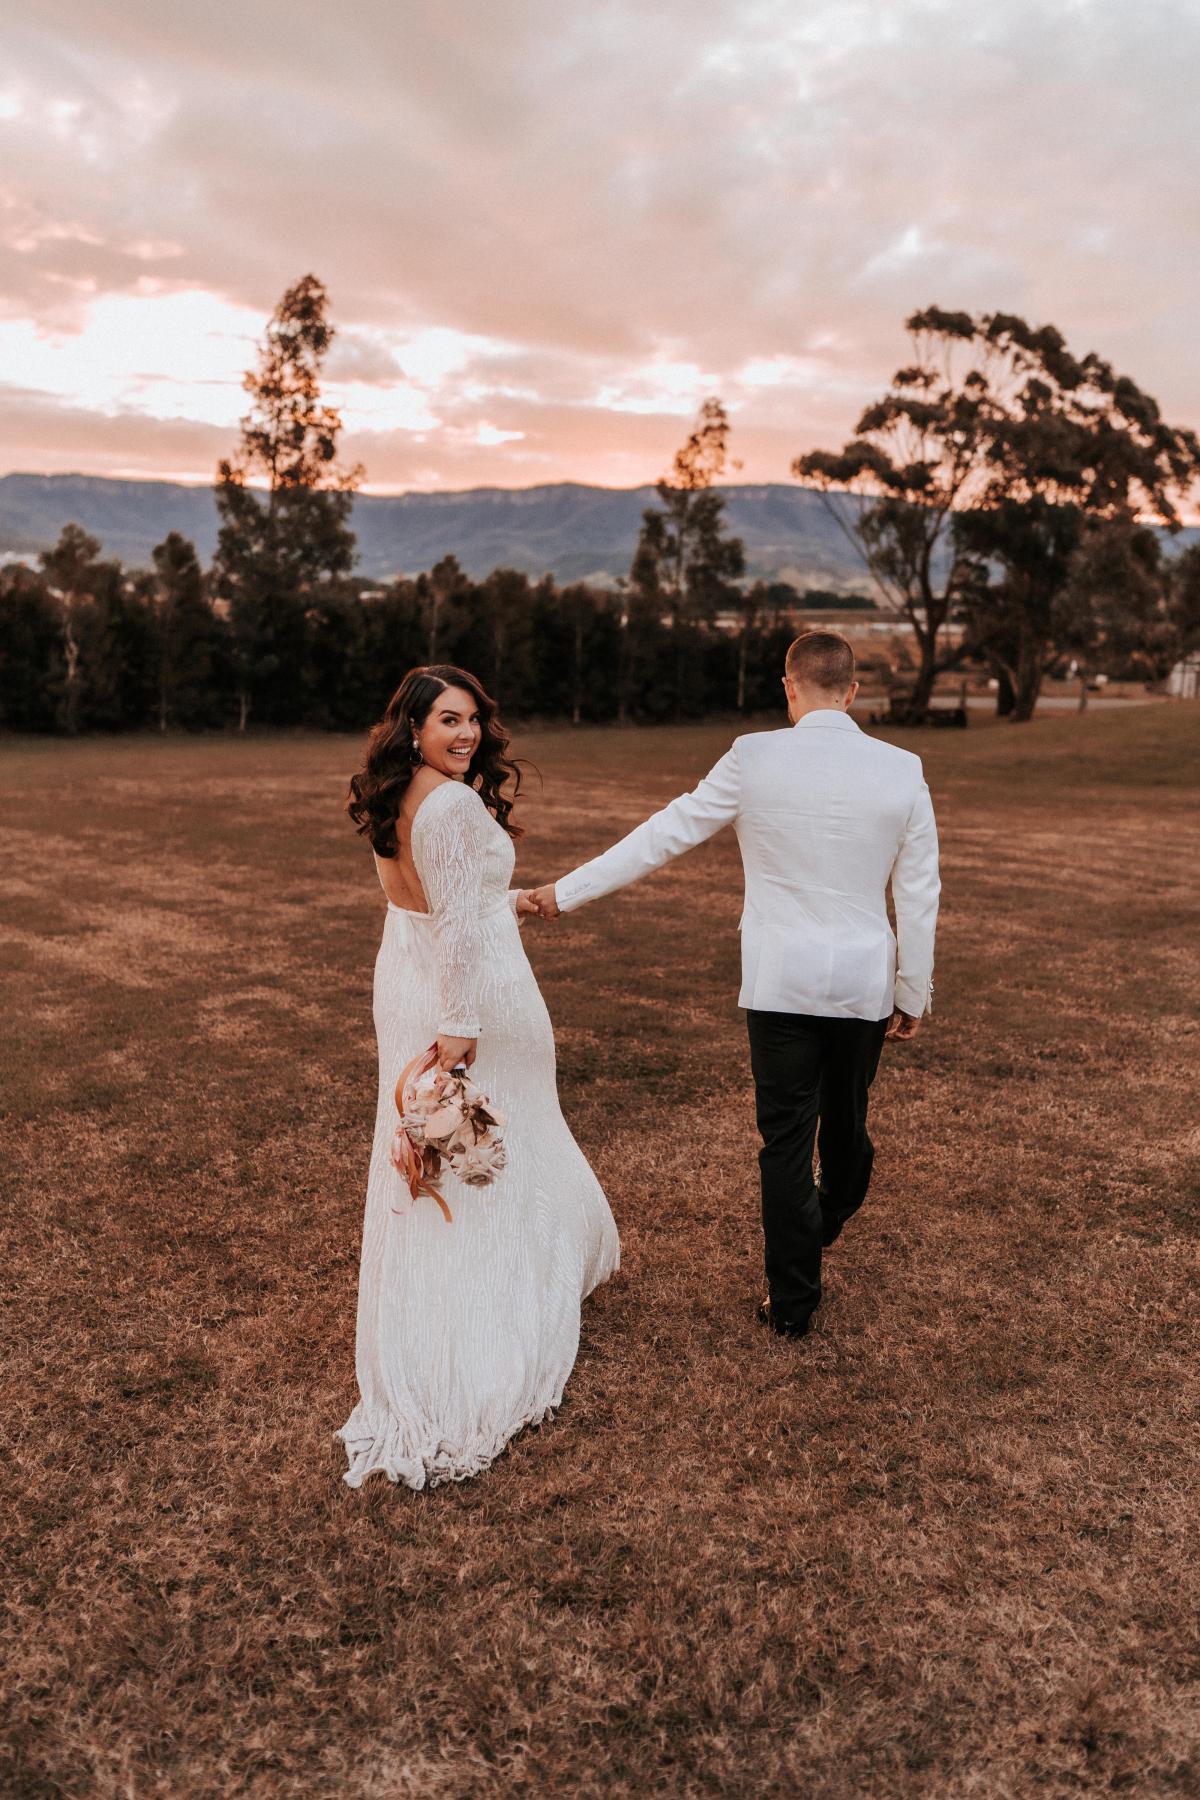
[389,1045,507,1224]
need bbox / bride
[335,664,620,1490]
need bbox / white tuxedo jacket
[555,710,940,1021]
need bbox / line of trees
[2,280,1198,735]
[0,529,831,732]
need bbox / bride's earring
[411,734,423,765]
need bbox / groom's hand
[530,884,561,920]
[885,1008,920,1041]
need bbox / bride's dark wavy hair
[347,664,525,857]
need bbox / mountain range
[4,472,1193,592]
[0,473,873,591]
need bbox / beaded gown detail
[336,780,620,1490]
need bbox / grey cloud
[0,385,232,473]
[323,333,409,386]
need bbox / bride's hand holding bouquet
[389,1044,507,1224]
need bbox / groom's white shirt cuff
[554,742,742,914]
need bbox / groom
[531,630,940,1340]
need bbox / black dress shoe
[756,1297,811,1340]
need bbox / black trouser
[745,1009,889,1329]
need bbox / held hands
[529,884,561,920]
[514,885,562,921]
[885,1008,921,1042]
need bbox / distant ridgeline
[0,472,886,591]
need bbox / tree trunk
[238,688,250,733]
[1077,672,1089,713]
[617,605,629,727]
[61,600,81,736]
[994,665,1016,717]
[736,609,751,712]
[1009,646,1045,722]
[571,608,583,727]
[906,645,939,722]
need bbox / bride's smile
[414,689,482,776]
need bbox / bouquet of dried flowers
[389,1045,507,1223]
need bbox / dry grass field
[2,705,1198,1798]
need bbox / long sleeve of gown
[411,783,490,1037]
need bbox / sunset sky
[3,0,1197,493]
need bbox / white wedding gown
[336,779,620,1490]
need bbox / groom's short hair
[786,630,856,694]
